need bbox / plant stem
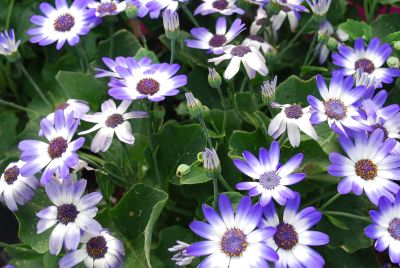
[212,177,218,208]
[135,18,148,49]
[145,102,162,186]
[218,174,233,192]
[0,99,38,114]
[16,61,52,108]
[198,116,213,148]
[6,0,15,29]
[323,211,371,222]
[109,23,114,57]
[170,38,176,64]
[320,193,341,211]
[215,85,229,135]
[239,77,247,92]
[77,43,89,73]
[181,4,200,27]
[320,131,336,147]
[303,25,319,66]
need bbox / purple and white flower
[0,29,21,56]
[194,0,245,16]
[88,0,127,17]
[365,191,400,265]
[242,34,273,54]
[79,99,147,153]
[0,161,39,211]
[59,229,124,267]
[168,241,196,266]
[360,89,399,120]
[270,0,309,32]
[18,110,85,185]
[125,0,152,18]
[28,0,95,50]
[185,17,246,54]
[108,58,187,101]
[37,179,102,255]
[146,0,187,18]
[233,142,305,206]
[95,56,153,79]
[355,68,380,90]
[332,37,400,87]
[328,129,400,205]
[260,193,329,268]
[186,195,279,267]
[307,73,367,136]
[250,7,267,35]
[306,0,331,16]
[209,45,268,80]
[268,103,318,147]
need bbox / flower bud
[153,106,166,120]
[125,1,139,18]
[326,37,338,50]
[168,241,195,267]
[208,68,222,89]
[176,164,191,177]
[163,9,180,40]
[318,31,330,44]
[261,76,277,104]
[387,56,400,68]
[185,92,203,118]
[202,148,221,177]
[394,41,400,51]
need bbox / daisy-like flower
[250,7,267,35]
[332,37,400,87]
[18,110,85,185]
[0,161,39,211]
[95,56,153,79]
[186,195,279,267]
[365,191,400,265]
[307,73,367,136]
[355,68,380,90]
[306,0,331,16]
[108,59,187,102]
[88,0,127,17]
[168,241,196,266]
[194,0,245,16]
[28,0,95,50]
[261,76,277,103]
[79,99,147,153]
[270,0,309,32]
[185,17,246,54]
[37,179,102,255]
[0,29,21,56]
[268,103,318,147]
[260,193,329,268]
[242,34,273,54]
[233,142,305,206]
[209,44,268,80]
[328,129,400,205]
[146,0,187,18]
[59,229,125,268]
[360,89,399,121]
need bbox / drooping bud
[208,68,222,89]
[0,29,21,62]
[202,148,221,177]
[261,76,277,104]
[185,92,203,118]
[163,9,180,40]
[176,164,191,177]
[326,37,338,50]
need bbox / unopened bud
[153,106,166,120]
[163,9,180,40]
[176,164,191,177]
[318,31,330,44]
[125,0,139,18]
[394,41,400,51]
[261,76,277,104]
[387,56,400,68]
[185,92,203,118]
[202,148,221,177]
[208,68,222,89]
[326,37,338,50]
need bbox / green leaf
[134,48,159,63]
[275,75,318,105]
[0,243,41,260]
[377,0,400,4]
[180,166,212,185]
[384,31,400,43]
[300,66,329,78]
[205,109,243,138]
[339,19,372,40]
[96,29,142,59]
[10,258,44,268]
[43,252,59,268]
[0,112,18,152]
[326,0,347,25]
[371,14,400,40]
[96,170,116,204]
[228,128,272,159]
[322,247,379,267]
[234,92,261,126]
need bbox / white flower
[242,35,273,54]
[168,241,195,266]
[250,7,267,35]
[88,0,127,17]
[268,103,318,147]
[79,99,147,153]
[306,0,332,16]
[209,45,268,80]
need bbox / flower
[18,110,85,185]
[108,58,187,101]
[242,35,273,54]
[59,229,124,267]
[260,193,329,268]
[185,92,203,118]
[95,56,153,79]
[306,0,331,16]
[163,9,180,40]
[185,17,246,54]
[79,99,147,153]
[250,7,267,35]
[365,191,400,264]
[328,129,400,205]
[0,161,39,211]
[268,103,318,147]
[28,0,95,50]
[208,67,222,89]
[0,29,21,56]
[261,76,277,103]
[355,68,380,90]
[233,142,305,206]
[125,0,152,18]
[194,0,245,16]
[202,148,221,175]
[270,0,309,32]
[332,37,400,87]
[168,241,195,266]
[88,0,127,17]
[209,45,268,80]
[360,89,399,121]
[307,73,367,136]
[146,0,188,18]
[37,179,103,255]
[186,195,279,267]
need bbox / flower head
[59,229,124,267]
[79,99,147,153]
[261,76,277,103]
[242,34,273,54]
[306,0,331,16]
[194,0,245,16]
[18,110,85,185]
[0,161,39,211]
[95,56,153,79]
[28,0,95,50]
[270,0,309,32]
[88,0,127,17]
[234,142,305,206]
[209,44,268,80]
[146,0,187,18]
[125,0,152,18]
[260,193,329,267]
[250,7,267,35]
[332,37,400,87]
[328,129,400,205]
[202,148,221,176]
[168,241,195,266]
[0,29,21,57]
[208,67,222,89]
[37,179,103,255]
[186,195,279,267]
[355,68,380,90]
[185,17,246,54]
[365,191,400,264]
[163,9,180,40]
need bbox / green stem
[198,116,213,148]
[320,131,336,147]
[16,61,52,108]
[216,85,229,136]
[166,203,193,217]
[320,193,341,211]
[170,38,176,64]
[239,77,247,92]
[212,176,218,208]
[218,174,233,192]
[77,43,89,73]
[181,4,200,27]
[0,99,38,114]
[135,18,148,49]
[6,0,15,29]
[323,211,371,222]
[145,102,162,186]
[303,25,319,66]
[109,23,114,57]
[367,0,378,23]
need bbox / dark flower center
[4,166,19,185]
[48,137,68,159]
[355,59,375,74]
[230,45,251,57]
[284,104,303,119]
[324,99,347,120]
[256,19,265,26]
[53,13,75,32]
[274,223,298,250]
[97,2,117,13]
[86,236,108,259]
[212,0,229,10]
[220,228,248,257]
[136,78,160,95]
[57,204,78,224]
[370,123,389,141]
[105,114,124,128]
[389,218,400,240]
[355,159,377,180]
[56,103,70,110]
[259,171,281,190]
[248,35,265,43]
[209,34,227,47]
